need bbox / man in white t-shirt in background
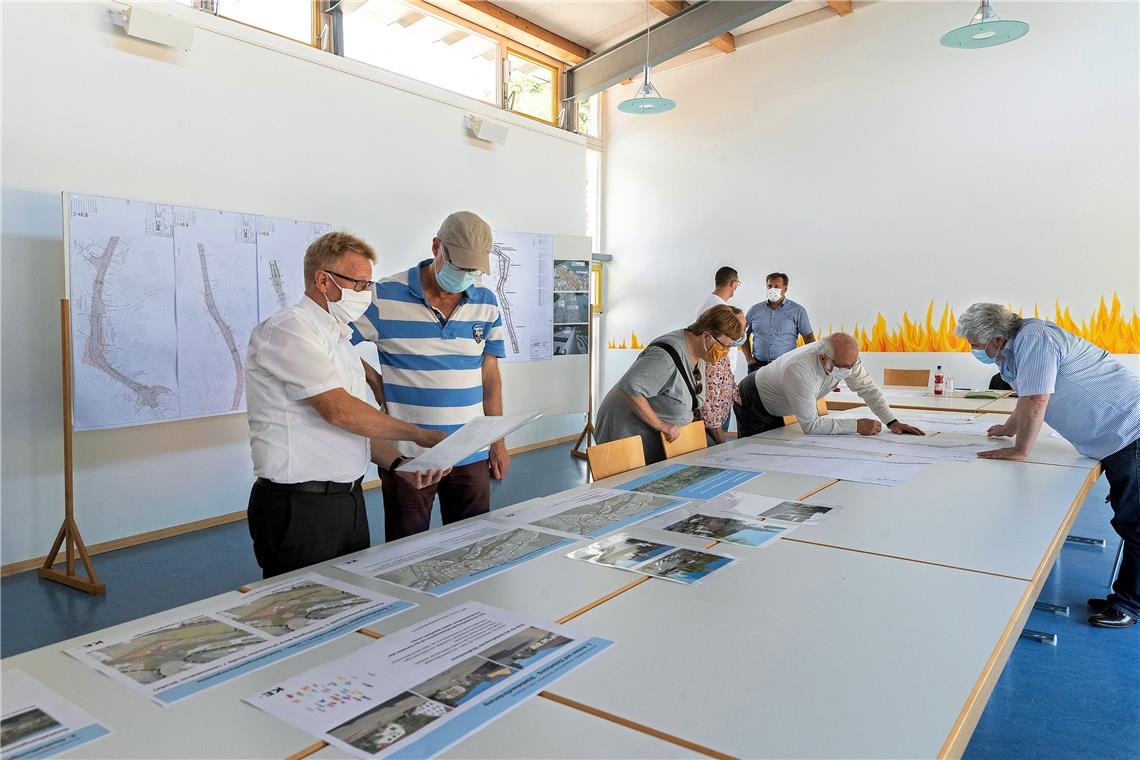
[698,266,741,316]
[697,267,743,440]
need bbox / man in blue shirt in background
[742,272,815,373]
[957,303,1140,629]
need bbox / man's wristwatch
[387,455,410,472]
[885,420,898,429]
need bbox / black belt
[256,476,363,495]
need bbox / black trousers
[247,480,370,579]
[382,460,491,542]
[733,373,786,438]
[1104,438,1140,617]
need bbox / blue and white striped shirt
[999,319,1140,460]
[746,298,813,362]
[352,261,506,464]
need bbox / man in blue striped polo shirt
[957,303,1140,629]
[353,211,509,540]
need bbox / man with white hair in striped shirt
[353,212,510,541]
[957,302,1140,629]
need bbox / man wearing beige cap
[353,211,510,540]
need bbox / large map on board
[487,231,553,362]
[256,217,332,317]
[68,196,180,429]
[66,192,331,430]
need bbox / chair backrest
[661,420,708,459]
[883,368,931,387]
[586,435,647,481]
[783,398,830,426]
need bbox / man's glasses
[324,270,375,292]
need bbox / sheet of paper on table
[64,573,413,706]
[702,491,841,527]
[335,520,573,597]
[640,506,794,549]
[1,669,112,760]
[783,434,1005,462]
[826,408,996,436]
[495,487,689,538]
[698,442,929,487]
[244,602,613,760]
[397,412,542,473]
[567,533,736,584]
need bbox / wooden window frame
[503,46,560,127]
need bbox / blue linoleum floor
[2,444,1136,757]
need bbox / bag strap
[647,340,700,414]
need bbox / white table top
[763,410,1098,469]
[775,452,1096,580]
[1,631,375,760]
[544,539,1029,760]
[309,696,702,759]
[978,395,1020,413]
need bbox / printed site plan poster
[245,603,613,759]
[495,488,689,538]
[0,670,111,760]
[336,520,574,597]
[615,464,761,500]
[487,231,553,362]
[64,574,413,705]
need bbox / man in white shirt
[245,232,447,578]
[698,266,741,316]
[734,333,925,438]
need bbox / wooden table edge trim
[538,691,738,760]
[779,538,1034,583]
[935,463,1101,759]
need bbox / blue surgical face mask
[971,347,997,365]
[436,259,476,293]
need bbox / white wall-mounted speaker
[110,6,194,51]
[463,114,509,146]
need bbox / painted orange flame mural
[607,295,1139,353]
[848,295,1139,354]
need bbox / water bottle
[933,365,945,395]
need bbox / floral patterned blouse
[700,354,740,429]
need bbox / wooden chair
[883,368,931,387]
[586,435,646,481]
[783,398,830,426]
[661,420,708,459]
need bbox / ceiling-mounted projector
[110,6,194,51]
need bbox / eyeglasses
[692,364,704,396]
[323,269,375,292]
[444,251,484,276]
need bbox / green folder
[964,389,1003,399]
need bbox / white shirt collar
[297,294,351,342]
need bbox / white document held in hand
[397,412,542,472]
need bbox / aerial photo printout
[496,487,687,538]
[65,574,412,705]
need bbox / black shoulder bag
[646,341,700,416]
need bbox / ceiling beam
[649,1,735,53]
[566,0,789,101]
[828,1,854,16]
[424,0,591,64]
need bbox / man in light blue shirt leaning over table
[956,303,1140,629]
[742,272,815,373]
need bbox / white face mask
[767,287,783,302]
[829,363,852,382]
[326,280,372,324]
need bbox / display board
[64,192,330,431]
[553,259,590,356]
[487,231,554,362]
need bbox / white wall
[1,1,586,564]
[600,1,1139,383]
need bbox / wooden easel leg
[38,299,106,596]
